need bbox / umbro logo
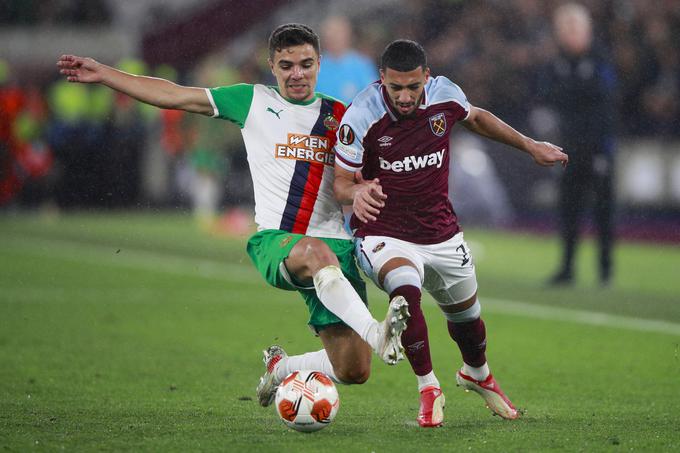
[378,135,393,147]
[407,341,425,352]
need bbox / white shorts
[355,232,478,305]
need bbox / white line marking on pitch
[482,298,680,336]
[3,235,680,336]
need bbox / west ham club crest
[429,113,447,137]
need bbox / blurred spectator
[10,87,55,206]
[47,77,97,207]
[0,59,26,205]
[141,64,187,205]
[181,61,239,230]
[539,3,617,287]
[102,58,150,208]
[0,60,53,207]
[315,15,377,104]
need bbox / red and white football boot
[456,371,519,420]
[417,386,445,427]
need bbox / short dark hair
[380,39,427,72]
[268,23,320,59]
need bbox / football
[275,370,340,432]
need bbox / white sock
[463,362,490,381]
[416,370,440,391]
[313,265,380,351]
[275,349,341,384]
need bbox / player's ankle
[463,362,489,381]
[273,357,288,382]
[417,370,440,391]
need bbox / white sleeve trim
[204,88,219,118]
[461,101,471,121]
[335,157,363,172]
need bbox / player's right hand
[528,140,569,168]
[57,55,103,83]
[353,171,387,223]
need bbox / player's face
[381,66,430,118]
[269,44,320,102]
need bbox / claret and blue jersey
[335,76,471,244]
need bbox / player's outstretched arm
[333,165,387,223]
[462,105,569,167]
[56,54,214,116]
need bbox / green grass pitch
[1,212,679,451]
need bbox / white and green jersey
[205,84,349,239]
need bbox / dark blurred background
[1,0,679,241]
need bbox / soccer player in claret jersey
[57,24,409,407]
[334,40,568,427]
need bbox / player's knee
[335,364,370,385]
[441,298,481,322]
[382,265,421,294]
[301,238,338,271]
[289,238,340,279]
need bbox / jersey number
[456,244,470,266]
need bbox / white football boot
[375,296,410,365]
[256,345,287,407]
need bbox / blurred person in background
[9,86,55,206]
[104,58,151,208]
[47,73,106,207]
[0,59,24,205]
[0,61,55,208]
[57,23,410,408]
[541,3,617,287]
[315,15,377,104]
[140,63,187,206]
[183,61,240,232]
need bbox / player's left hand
[352,171,387,223]
[527,140,568,168]
[56,55,103,84]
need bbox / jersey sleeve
[429,76,471,121]
[334,105,371,172]
[205,83,254,128]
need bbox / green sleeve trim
[269,85,321,106]
[208,83,254,128]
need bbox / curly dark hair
[380,39,427,72]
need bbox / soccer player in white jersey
[334,40,569,427]
[57,24,409,408]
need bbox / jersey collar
[271,86,319,106]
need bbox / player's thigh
[318,324,371,383]
[423,232,478,306]
[246,230,309,290]
[286,236,340,282]
[355,236,424,290]
[297,238,368,331]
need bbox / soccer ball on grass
[275,370,339,432]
